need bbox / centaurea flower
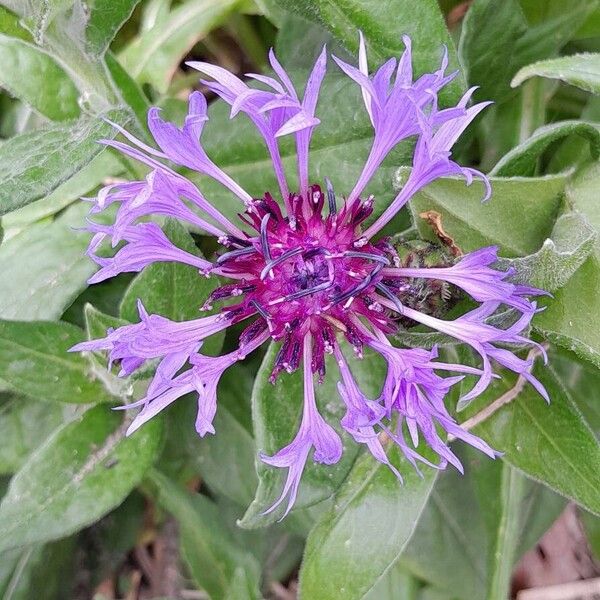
[72,35,548,518]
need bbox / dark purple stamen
[260,246,304,280]
[375,282,405,313]
[250,299,271,320]
[343,251,390,265]
[303,247,329,260]
[217,246,257,264]
[239,319,268,345]
[332,263,384,305]
[208,283,255,302]
[223,235,252,248]
[325,177,336,214]
[260,213,272,260]
[284,274,335,302]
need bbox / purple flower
[72,35,548,517]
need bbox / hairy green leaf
[0,405,162,552]
[512,53,600,94]
[0,203,96,321]
[0,34,80,120]
[533,162,600,367]
[492,120,600,177]
[0,110,128,215]
[408,172,566,256]
[299,447,438,600]
[0,393,68,475]
[498,212,596,292]
[1,151,121,233]
[0,319,113,404]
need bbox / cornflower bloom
[72,35,548,517]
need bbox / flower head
[72,35,548,516]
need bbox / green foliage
[0,111,127,216]
[0,34,80,120]
[512,52,600,94]
[0,405,162,552]
[399,448,565,600]
[119,0,242,93]
[0,0,599,597]
[272,0,465,104]
[299,447,438,599]
[463,356,600,515]
[0,319,113,403]
[0,203,98,320]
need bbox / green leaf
[81,0,142,57]
[533,162,600,367]
[408,173,567,256]
[119,0,241,93]
[0,404,162,552]
[0,109,129,215]
[512,4,597,75]
[0,34,80,120]
[512,53,600,94]
[271,0,465,104]
[175,364,258,506]
[1,151,121,234]
[275,12,350,70]
[575,4,600,39]
[0,1,139,108]
[478,79,548,171]
[491,120,600,177]
[535,258,600,367]
[147,470,261,600]
[240,344,386,528]
[0,538,75,600]
[1,0,140,57]
[85,303,129,340]
[399,446,565,600]
[362,565,420,600]
[298,447,438,600]
[0,203,95,321]
[458,0,528,103]
[550,348,600,437]
[105,52,151,132]
[497,212,597,292]
[485,465,526,600]
[462,357,600,515]
[0,319,113,404]
[0,5,32,40]
[213,495,305,584]
[0,393,68,475]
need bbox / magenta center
[209,183,397,380]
